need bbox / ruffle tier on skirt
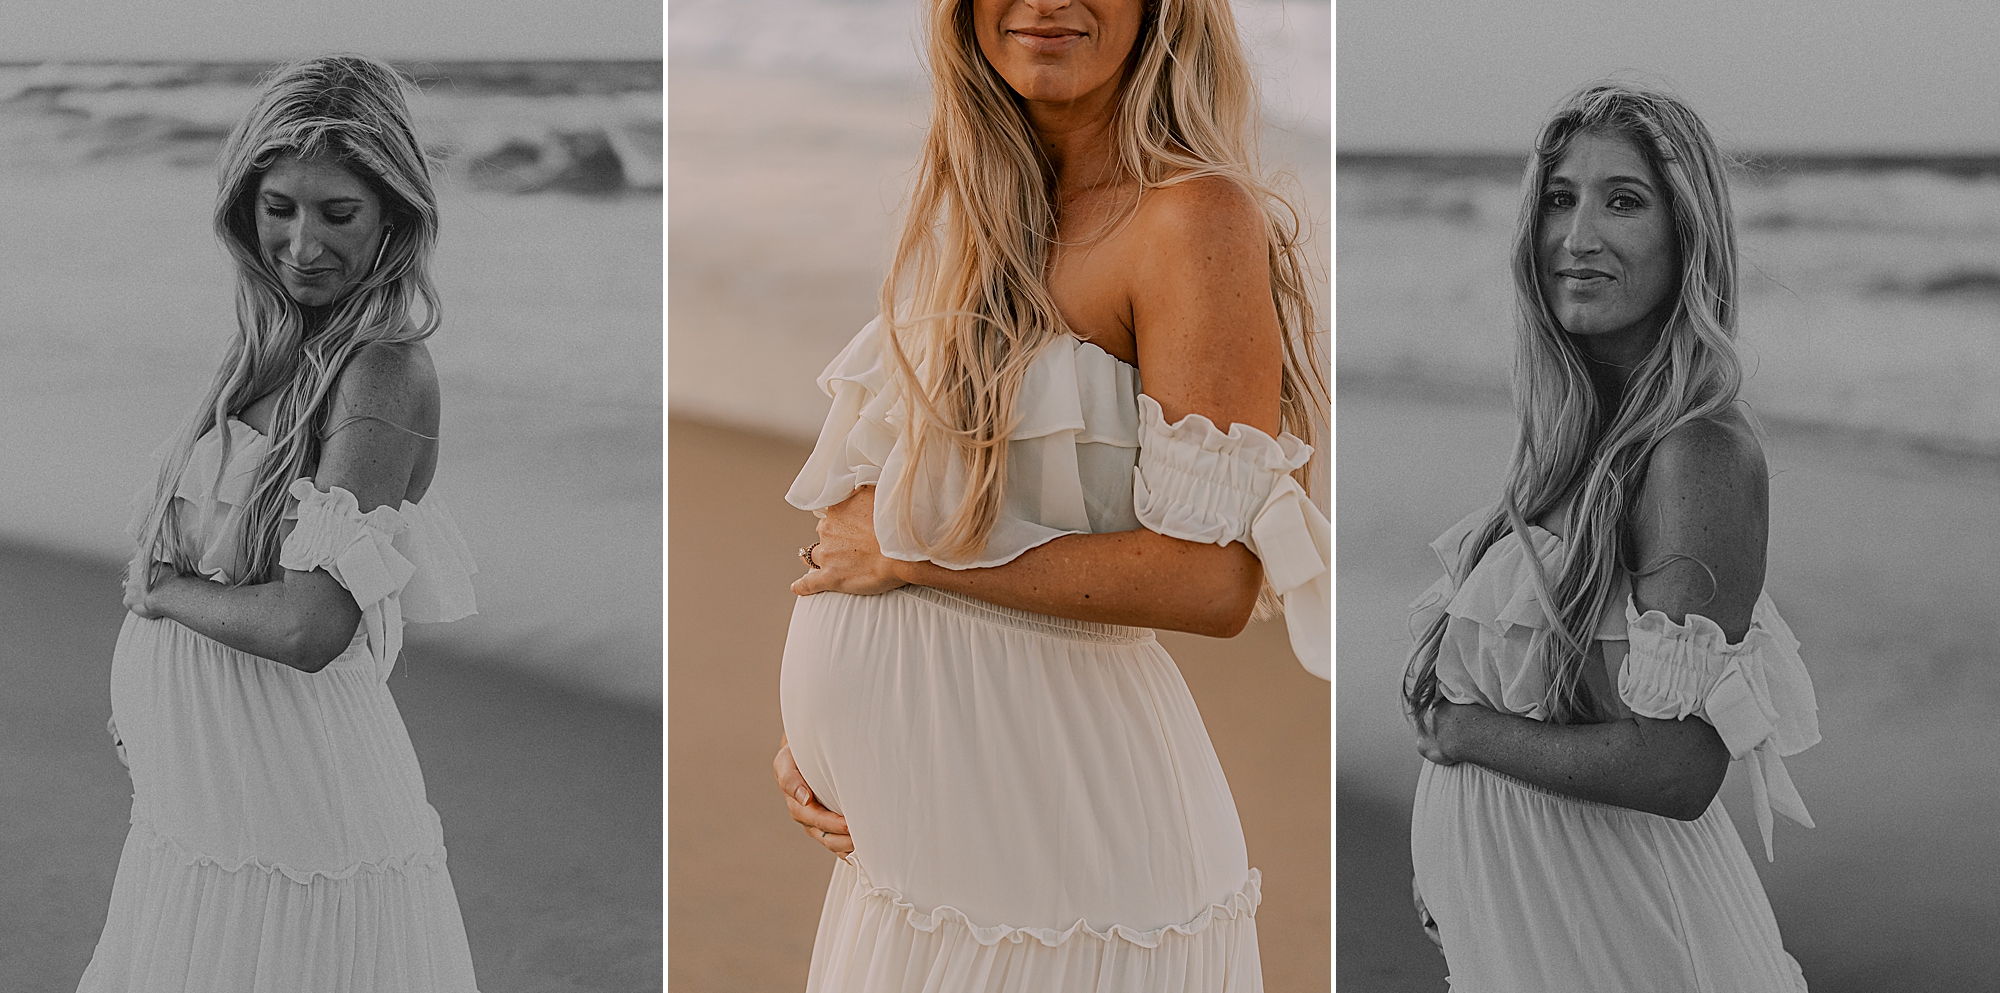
[76,819,477,993]
[806,856,1260,993]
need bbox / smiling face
[1537,132,1680,362]
[254,153,390,308]
[971,0,1145,110]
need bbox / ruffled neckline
[1420,510,1631,642]
[789,316,1146,568]
[209,417,445,519]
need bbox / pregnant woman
[771,0,1330,989]
[1402,81,1820,990]
[80,55,480,991]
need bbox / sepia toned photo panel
[670,0,1327,990]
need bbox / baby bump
[779,585,1250,930]
[109,614,438,865]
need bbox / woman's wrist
[145,571,189,621]
[1434,702,1488,766]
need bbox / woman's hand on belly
[1414,702,1472,766]
[775,735,853,855]
[792,488,909,598]
[122,557,175,620]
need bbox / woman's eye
[325,213,357,225]
[262,204,294,218]
[1540,190,1574,210]
[1610,193,1645,211]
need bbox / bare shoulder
[1132,174,1267,254]
[331,340,440,427]
[1126,175,1281,433]
[1630,407,1768,635]
[1643,409,1768,506]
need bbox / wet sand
[0,539,662,993]
[667,417,1330,992]
[1337,383,2000,991]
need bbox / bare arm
[125,343,438,673]
[793,177,1285,637]
[796,487,1263,637]
[1414,416,1766,820]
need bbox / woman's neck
[1025,89,1124,200]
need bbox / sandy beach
[0,539,662,992]
[667,417,1329,991]
[1337,383,2000,991]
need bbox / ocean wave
[1872,268,2000,300]
[1736,169,2000,235]
[1336,167,1522,225]
[0,61,661,194]
[1340,157,2000,236]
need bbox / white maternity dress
[1408,509,1821,992]
[780,318,1331,993]
[78,417,481,992]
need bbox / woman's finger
[775,739,849,837]
[803,823,855,855]
[786,790,850,835]
[774,738,813,806]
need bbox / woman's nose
[284,219,323,265]
[1560,209,1603,258]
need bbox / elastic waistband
[1441,759,1623,813]
[896,586,1156,645]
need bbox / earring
[372,226,394,274]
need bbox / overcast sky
[1,0,660,61]
[1339,0,2000,153]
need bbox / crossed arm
[790,177,1284,638]
[1415,416,1768,821]
[122,343,437,673]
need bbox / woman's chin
[283,285,345,308]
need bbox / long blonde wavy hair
[132,54,442,589]
[883,0,1326,563]
[1404,80,1743,727]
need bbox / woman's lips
[284,263,335,280]
[1557,270,1613,289]
[1009,29,1084,54]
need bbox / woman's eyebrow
[1602,174,1657,191]
[259,192,367,205]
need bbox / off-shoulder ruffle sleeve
[786,317,1143,569]
[127,419,271,580]
[1408,508,1486,638]
[1620,598,1820,860]
[1131,394,1328,680]
[279,479,477,678]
